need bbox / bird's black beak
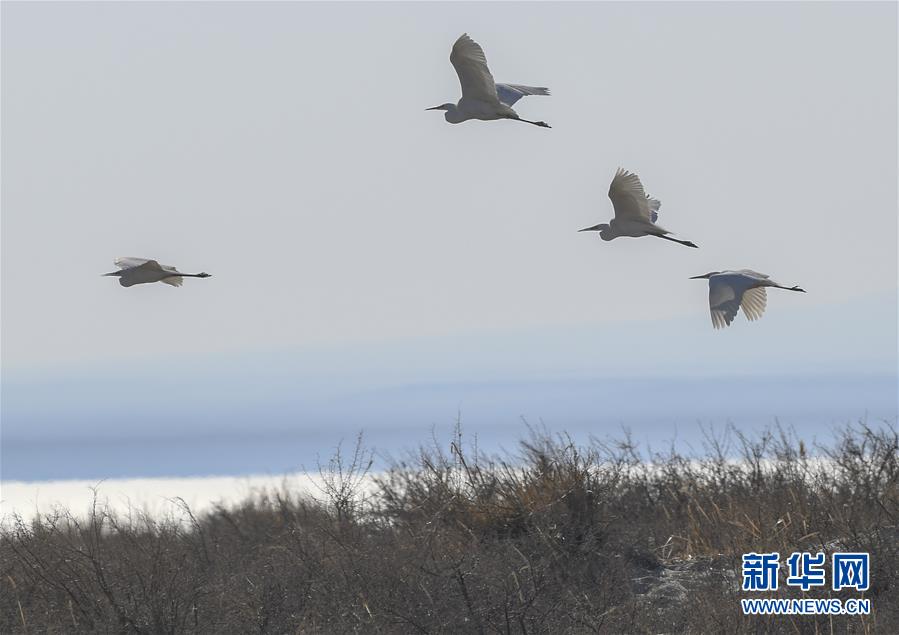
[578,224,602,233]
[425,106,441,111]
[688,275,706,279]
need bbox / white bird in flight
[427,34,551,128]
[103,257,211,287]
[579,168,698,248]
[690,269,805,329]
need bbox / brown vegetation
[2,422,897,633]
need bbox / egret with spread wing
[690,269,805,329]
[103,257,211,288]
[579,168,698,248]
[427,34,551,128]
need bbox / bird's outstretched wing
[740,287,768,322]
[708,278,741,329]
[157,262,182,286]
[450,34,499,103]
[495,83,550,106]
[735,269,770,281]
[115,257,153,270]
[608,168,661,223]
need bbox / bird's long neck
[444,105,465,124]
[176,273,206,278]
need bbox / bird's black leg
[656,234,699,249]
[507,115,551,128]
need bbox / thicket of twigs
[2,421,897,633]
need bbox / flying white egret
[690,269,806,329]
[579,168,698,248]
[102,257,211,288]
[427,34,551,128]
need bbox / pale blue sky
[2,2,896,479]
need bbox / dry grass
[2,421,897,633]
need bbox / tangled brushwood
[2,422,897,633]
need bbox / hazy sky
[2,3,897,481]
[3,1,895,370]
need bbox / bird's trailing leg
[507,115,551,128]
[775,284,806,293]
[656,234,699,249]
